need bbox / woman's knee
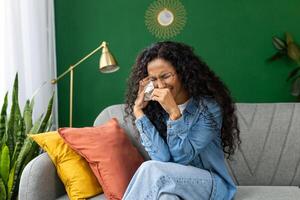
[159,193,181,200]
[136,160,168,179]
[139,160,164,171]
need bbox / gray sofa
[19,103,300,200]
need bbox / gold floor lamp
[51,41,119,127]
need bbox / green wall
[54,0,300,127]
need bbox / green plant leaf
[291,76,300,96]
[272,36,287,50]
[286,32,294,45]
[0,177,6,200]
[7,163,16,197]
[0,73,55,199]
[287,43,300,62]
[11,117,25,167]
[0,92,8,147]
[0,145,10,183]
[9,114,44,198]
[23,100,33,135]
[6,74,22,157]
[37,93,54,133]
[19,142,38,178]
[287,67,300,81]
[9,141,40,200]
[9,138,34,199]
[45,115,53,132]
[13,114,43,168]
[267,52,285,62]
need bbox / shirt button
[168,124,172,128]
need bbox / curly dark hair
[124,41,241,159]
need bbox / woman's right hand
[133,77,150,118]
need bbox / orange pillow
[58,118,144,200]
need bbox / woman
[123,41,241,200]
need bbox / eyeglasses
[148,72,176,86]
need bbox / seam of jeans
[171,176,211,185]
[209,170,217,200]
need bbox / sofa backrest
[94,103,300,186]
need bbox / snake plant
[268,32,300,99]
[0,73,53,200]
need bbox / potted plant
[0,74,53,200]
[268,32,300,100]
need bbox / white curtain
[0,0,58,129]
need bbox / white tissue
[144,81,155,101]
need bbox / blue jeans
[123,160,213,200]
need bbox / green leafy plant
[0,73,53,200]
[268,32,300,98]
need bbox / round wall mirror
[145,0,187,39]
[157,8,174,26]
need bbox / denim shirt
[135,97,237,200]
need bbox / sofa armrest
[19,153,66,200]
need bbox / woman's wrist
[134,107,144,119]
[169,112,181,120]
[169,108,181,120]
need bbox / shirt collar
[184,97,199,115]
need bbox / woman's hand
[150,88,181,120]
[133,77,150,118]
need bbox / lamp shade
[99,42,119,73]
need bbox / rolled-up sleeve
[167,101,222,165]
[135,115,171,162]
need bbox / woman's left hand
[151,88,181,120]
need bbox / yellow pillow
[29,131,102,200]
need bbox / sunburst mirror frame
[145,0,187,39]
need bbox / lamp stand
[52,41,119,127]
[70,68,74,127]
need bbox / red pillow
[58,118,144,200]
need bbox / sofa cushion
[226,103,300,186]
[93,104,151,161]
[235,186,300,200]
[58,118,144,200]
[29,132,102,200]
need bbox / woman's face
[147,58,189,104]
